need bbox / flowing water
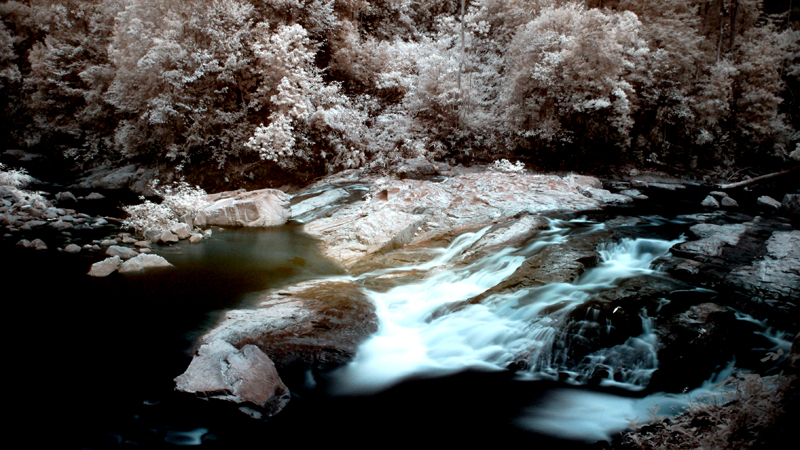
[4,183,795,448]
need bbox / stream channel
[4,181,796,449]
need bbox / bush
[122,180,207,235]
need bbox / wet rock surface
[303,172,613,270]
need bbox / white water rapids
[332,220,685,397]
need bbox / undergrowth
[620,371,794,450]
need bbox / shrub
[122,180,207,235]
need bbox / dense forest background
[1,0,798,186]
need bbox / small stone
[31,239,47,250]
[709,191,728,199]
[757,196,781,209]
[106,245,139,260]
[721,196,739,208]
[16,239,32,248]
[134,240,151,248]
[85,192,105,200]
[56,191,78,202]
[64,244,81,254]
[160,230,179,244]
[701,195,720,208]
[189,233,203,244]
[93,218,108,227]
[171,223,192,240]
[100,239,118,246]
[50,221,73,230]
[144,229,161,243]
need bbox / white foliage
[122,180,208,234]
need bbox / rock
[143,229,161,243]
[88,256,122,277]
[16,239,31,248]
[171,223,192,240]
[174,341,290,419]
[64,244,81,254]
[3,149,40,161]
[99,239,118,246]
[709,191,728,200]
[650,303,744,392]
[781,194,799,220]
[203,189,290,227]
[50,221,73,231]
[673,223,747,258]
[189,233,203,244]
[395,157,439,180]
[160,230,179,244]
[721,196,739,208]
[199,279,377,372]
[31,239,47,250]
[73,165,142,191]
[757,196,781,209]
[701,195,720,208]
[303,173,604,269]
[579,187,633,204]
[725,230,800,301]
[118,254,173,273]
[106,245,139,260]
[55,191,77,202]
[193,211,208,229]
[290,188,349,222]
[93,218,108,227]
[85,192,105,200]
[620,189,648,200]
[134,240,151,248]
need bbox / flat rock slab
[303,173,606,269]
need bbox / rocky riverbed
[170,166,798,434]
[3,161,798,446]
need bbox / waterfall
[333,220,684,394]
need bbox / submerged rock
[174,341,290,419]
[203,188,290,227]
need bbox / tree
[502,3,647,162]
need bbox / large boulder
[203,189,290,227]
[174,341,290,419]
[649,303,745,392]
[725,230,800,301]
[195,279,377,374]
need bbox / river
[3,181,795,449]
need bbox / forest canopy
[1,0,798,183]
